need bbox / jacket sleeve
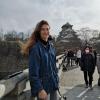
[80,54,84,70]
[91,54,96,70]
[94,51,97,66]
[29,47,43,96]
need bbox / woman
[80,47,95,89]
[21,20,59,100]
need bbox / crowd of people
[63,48,81,68]
[63,46,100,89]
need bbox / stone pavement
[60,66,100,100]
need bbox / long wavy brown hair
[19,20,50,55]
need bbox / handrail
[0,70,28,99]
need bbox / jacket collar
[38,40,50,49]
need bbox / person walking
[80,47,95,89]
[76,48,81,66]
[21,20,59,100]
[67,49,74,67]
[97,54,100,86]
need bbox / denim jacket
[29,40,59,96]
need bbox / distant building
[55,22,81,54]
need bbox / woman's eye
[46,28,49,31]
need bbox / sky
[0,0,100,35]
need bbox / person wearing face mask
[80,47,95,89]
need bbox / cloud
[0,0,100,35]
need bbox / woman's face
[40,24,50,41]
[85,48,90,53]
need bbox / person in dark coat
[67,49,74,66]
[90,47,97,66]
[93,49,97,66]
[80,47,95,89]
[21,20,59,100]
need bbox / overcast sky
[0,0,100,35]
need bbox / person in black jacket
[80,47,95,89]
[67,49,74,66]
[93,49,97,66]
[90,47,97,66]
